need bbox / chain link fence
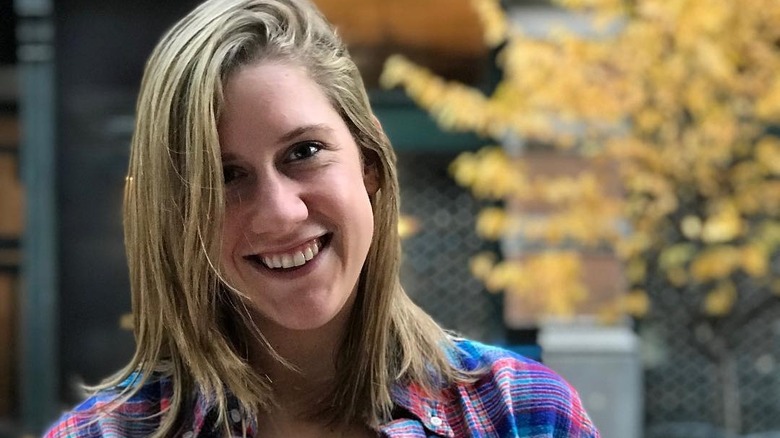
[643,278,780,437]
[397,150,780,437]
[396,150,504,344]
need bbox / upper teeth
[261,239,321,269]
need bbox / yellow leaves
[380,55,499,137]
[553,0,626,25]
[483,259,527,293]
[469,0,508,47]
[636,108,665,134]
[666,267,689,287]
[654,0,733,50]
[450,147,528,199]
[740,245,768,278]
[623,171,678,220]
[688,0,732,36]
[452,148,622,246]
[518,200,621,247]
[694,40,734,83]
[476,207,512,240]
[683,77,715,116]
[484,251,587,317]
[528,253,588,317]
[756,76,780,121]
[623,289,651,317]
[756,136,780,175]
[452,150,625,254]
[701,202,744,243]
[398,215,421,239]
[689,243,770,282]
[600,289,651,323]
[703,281,737,317]
[469,251,497,282]
[554,0,620,9]
[534,172,603,205]
[616,232,651,259]
[680,215,703,239]
[690,245,741,282]
[730,153,780,215]
[382,0,780,322]
[380,54,412,89]
[627,259,647,283]
[755,223,780,253]
[659,243,696,270]
[496,30,628,130]
[119,312,134,331]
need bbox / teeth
[258,238,322,270]
[281,254,294,269]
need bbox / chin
[251,294,354,334]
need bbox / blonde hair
[92,0,466,435]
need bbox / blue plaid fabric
[46,339,599,437]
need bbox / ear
[363,154,380,196]
[362,114,384,196]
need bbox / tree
[381,0,780,433]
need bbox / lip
[244,233,332,276]
[244,233,329,259]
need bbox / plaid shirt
[46,339,599,437]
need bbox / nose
[249,173,308,234]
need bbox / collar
[188,384,455,438]
[380,382,455,438]
[191,391,257,437]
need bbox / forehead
[218,61,344,146]
[223,61,321,107]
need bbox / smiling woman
[44,1,600,437]
[218,62,377,335]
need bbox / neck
[248,297,355,411]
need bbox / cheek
[353,192,375,247]
[219,220,240,268]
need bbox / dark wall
[55,0,197,401]
[0,0,15,65]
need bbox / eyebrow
[277,124,334,144]
[220,124,335,161]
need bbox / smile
[251,236,327,270]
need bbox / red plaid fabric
[46,339,599,437]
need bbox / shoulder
[451,338,542,372]
[453,338,567,389]
[44,374,170,438]
[449,338,600,438]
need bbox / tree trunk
[715,339,742,437]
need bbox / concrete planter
[539,320,643,438]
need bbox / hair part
[89,0,469,435]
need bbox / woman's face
[218,61,377,333]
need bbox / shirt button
[230,408,242,423]
[430,416,443,427]
[182,432,194,438]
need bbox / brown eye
[287,142,322,162]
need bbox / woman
[46,0,600,436]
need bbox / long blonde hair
[94,0,466,435]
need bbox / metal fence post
[15,0,58,433]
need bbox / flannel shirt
[46,339,600,437]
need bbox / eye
[286,141,323,162]
[222,165,245,184]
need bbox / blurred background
[1,0,779,437]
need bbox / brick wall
[0,105,21,417]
